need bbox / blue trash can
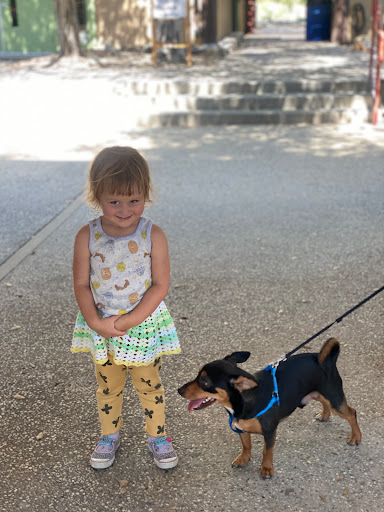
[306,0,332,41]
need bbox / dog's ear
[230,376,258,392]
[224,351,251,364]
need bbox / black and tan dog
[178,338,361,478]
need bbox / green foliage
[258,0,306,6]
[257,0,306,22]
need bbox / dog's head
[178,352,258,413]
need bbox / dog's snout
[178,384,187,396]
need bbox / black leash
[285,285,384,359]
[228,285,384,432]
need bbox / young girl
[71,146,181,470]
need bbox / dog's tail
[318,338,340,372]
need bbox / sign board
[151,0,191,67]
[153,0,186,20]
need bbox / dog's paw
[315,412,330,422]
[347,433,362,446]
[259,465,274,479]
[231,454,250,468]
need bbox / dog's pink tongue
[188,398,206,412]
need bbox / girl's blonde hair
[86,146,153,210]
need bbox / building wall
[349,0,375,39]
[0,0,245,54]
[237,0,246,32]
[216,0,246,40]
[2,0,59,53]
[83,0,98,48]
[216,0,233,41]
[93,0,245,49]
[1,0,97,54]
[331,0,383,43]
[94,0,151,49]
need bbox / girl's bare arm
[73,225,126,338]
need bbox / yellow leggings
[95,356,165,438]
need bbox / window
[10,0,18,27]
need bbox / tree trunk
[54,0,82,56]
[331,0,350,44]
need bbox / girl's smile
[99,190,146,237]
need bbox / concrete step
[137,108,369,127]
[115,76,371,126]
[114,78,370,96]
[143,93,371,112]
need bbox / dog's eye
[199,376,216,392]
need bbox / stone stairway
[115,76,371,127]
[111,26,374,127]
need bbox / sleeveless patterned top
[89,216,152,317]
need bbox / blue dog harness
[228,363,282,434]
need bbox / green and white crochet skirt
[71,301,180,366]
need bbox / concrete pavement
[0,23,381,143]
[1,27,384,512]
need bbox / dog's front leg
[232,432,252,468]
[260,431,276,479]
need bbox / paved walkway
[1,26,384,511]
[2,120,384,512]
[0,24,373,83]
[224,32,371,82]
[1,23,380,161]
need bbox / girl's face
[99,188,146,237]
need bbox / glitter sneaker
[90,435,120,469]
[148,435,178,469]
